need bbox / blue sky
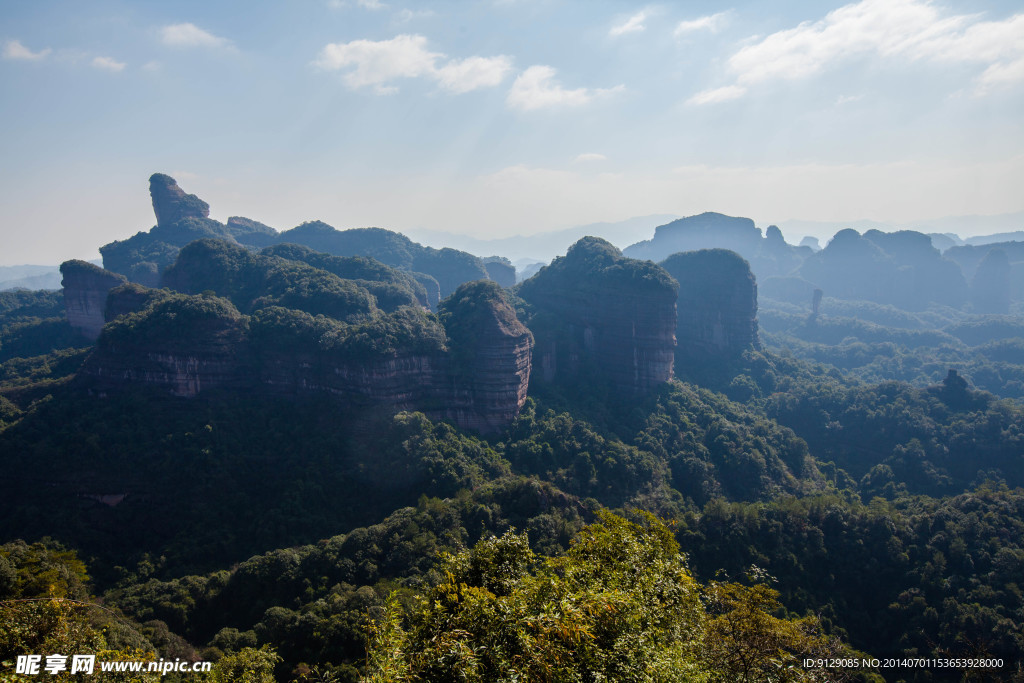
[1,0,1023,264]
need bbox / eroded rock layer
[80,282,532,433]
[661,249,760,362]
[60,260,127,340]
[517,237,676,396]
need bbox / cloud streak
[160,23,232,49]
[610,11,647,37]
[315,34,511,94]
[91,56,126,72]
[3,40,51,61]
[674,12,729,37]
[690,0,1024,103]
[507,65,623,111]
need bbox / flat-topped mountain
[517,237,677,396]
[81,277,532,433]
[623,212,809,281]
[660,249,760,366]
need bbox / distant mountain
[773,218,898,243]
[623,212,809,281]
[404,214,679,263]
[0,262,100,291]
[965,231,1024,246]
[775,211,1024,245]
[906,211,1024,239]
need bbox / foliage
[0,541,159,682]
[163,240,378,324]
[364,512,851,682]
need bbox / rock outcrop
[516,237,676,396]
[439,281,533,431]
[483,258,516,288]
[103,175,499,303]
[149,173,210,228]
[80,282,532,433]
[60,260,126,340]
[660,249,760,363]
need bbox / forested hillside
[3,184,1024,682]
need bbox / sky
[1,0,1023,264]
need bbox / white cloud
[687,84,746,105]
[3,40,51,61]
[978,56,1024,90]
[695,0,1024,103]
[507,65,623,111]
[574,153,608,163]
[91,56,126,72]
[160,23,231,49]
[610,11,647,37]
[327,0,387,8]
[396,8,435,22]
[674,12,729,37]
[315,34,511,94]
[435,56,513,93]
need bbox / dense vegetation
[5,211,1024,681]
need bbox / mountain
[623,212,810,281]
[99,174,495,306]
[405,214,679,263]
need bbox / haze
[1,0,1022,265]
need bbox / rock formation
[103,174,500,302]
[516,237,676,396]
[970,248,1011,314]
[80,282,532,433]
[623,212,808,281]
[438,280,533,431]
[483,258,516,288]
[149,173,210,228]
[799,229,968,310]
[660,249,760,364]
[60,260,127,340]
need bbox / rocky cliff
[149,173,210,228]
[59,260,127,340]
[660,249,760,364]
[103,174,497,303]
[80,282,532,432]
[483,258,516,288]
[438,281,533,431]
[516,237,676,396]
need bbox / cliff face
[150,173,210,228]
[660,249,760,364]
[60,260,127,340]
[439,280,533,431]
[81,283,532,433]
[483,259,516,288]
[104,174,502,300]
[517,237,676,396]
